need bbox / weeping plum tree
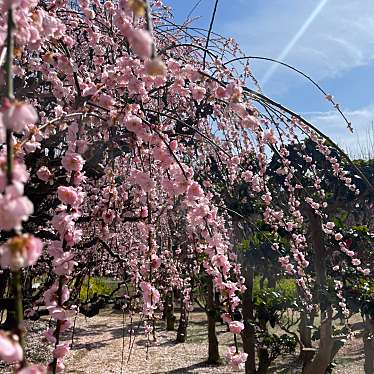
[0,0,373,373]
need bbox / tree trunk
[298,309,315,364]
[206,276,220,364]
[303,307,334,374]
[363,317,374,374]
[241,266,256,374]
[176,298,188,343]
[23,272,33,301]
[164,290,176,331]
[303,209,342,374]
[268,275,276,289]
[257,347,271,374]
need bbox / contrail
[262,0,329,86]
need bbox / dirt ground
[0,309,365,374]
[63,310,365,374]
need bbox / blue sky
[163,0,374,157]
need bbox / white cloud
[306,104,374,158]
[222,0,374,85]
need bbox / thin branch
[203,0,219,70]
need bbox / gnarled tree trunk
[303,307,334,374]
[303,209,344,374]
[298,308,315,365]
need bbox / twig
[203,0,219,70]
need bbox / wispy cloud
[262,0,329,86]
[306,105,374,158]
[223,0,374,85]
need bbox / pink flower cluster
[0,234,43,270]
[229,320,245,334]
[140,281,161,315]
[224,346,248,370]
[0,100,38,133]
[0,331,23,363]
[0,185,34,231]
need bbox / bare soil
[0,310,365,373]
[63,310,365,374]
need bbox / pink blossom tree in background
[0,0,373,373]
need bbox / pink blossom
[61,152,85,172]
[128,29,153,58]
[102,209,116,224]
[187,182,204,200]
[24,308,37,318]
[37,166,53,182]
[139,206,148,218]
[132,170,155,192]
[212,254,231,274]
[57,186,79,206]
[261,192,272,205]
[18,365,46,374]
[44,328,56,344]
[221,313,232,324]
[190,85,206,103]
[48,241,63,258]
[263,129,276,144]
[151,254,161,269]
[224,346,248,370]
[47,306,73,321]
[334,233,343,241]
[72,171,86,186]
[169,140,178,151]
[1,101,38,132]
[124,115,145,137]
[44,284,70,307]
[0,332,23,363]
[64,228,83,247]
[229,320,244,334]
[51,212,75,236]
[226,83,242,99]
[48,360,65,373]
[0,186,34,231]
[0,234,43,270]
[352,258,361,266]
[1,0,22,11]
[347,250,355,257]
[24,139,41,154]
[140,281,160,313]
[59,319,71,333]
[242,115,259,130]
[53,252,77,275]
[0,159,29,192]
[53,343,70,359]
[145,58,167,76]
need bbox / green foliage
[253,279,299,328]
[276,278,297,300]
[79,277,117,301]
[252,277,297,299]
[258,332,297,361]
